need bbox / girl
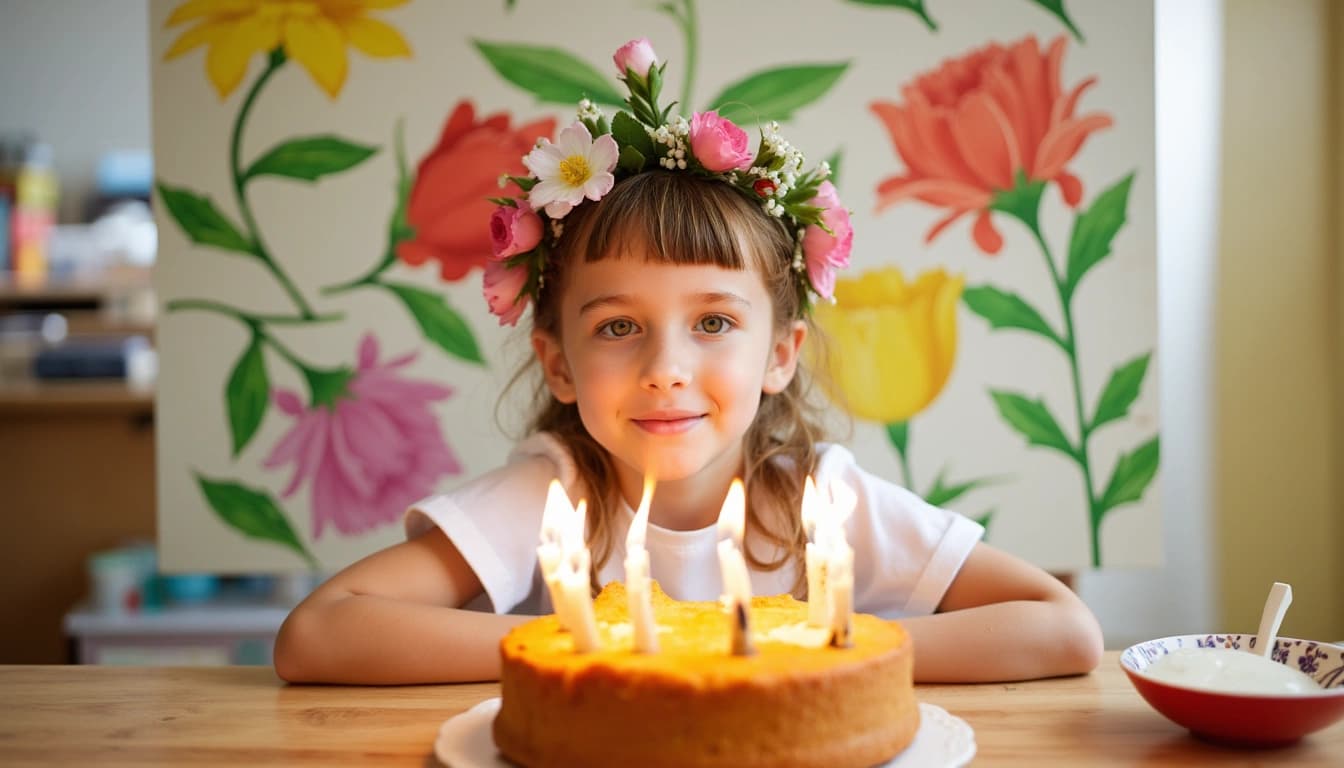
[274,39,1103,685]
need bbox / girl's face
[532,248,806,500]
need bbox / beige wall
[1216,0,1342,640]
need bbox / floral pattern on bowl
[1120,633,1344,690]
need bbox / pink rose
[489,204,543,260]
[801,181,853,300]
[688,111,754,172]
[613,38,658,79]
[482,259,529,326]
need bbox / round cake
[494,581,918,768]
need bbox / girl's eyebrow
[578,291,752,316]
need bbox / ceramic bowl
[1120,634,1344,746]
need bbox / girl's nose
[639,332,691,391]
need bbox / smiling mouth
[632,415,705,435]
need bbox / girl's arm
[273,530,530,684]
[899,542,1104,682]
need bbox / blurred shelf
[0,379,153,414]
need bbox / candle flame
[540,479,574,547]
[716,478,746,545]
[801,475,821,540]
[627,473,655,552]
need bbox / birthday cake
[493,581,918,768]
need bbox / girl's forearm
[274,594,532,684]
[899,599,1103,683]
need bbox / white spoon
[1252,582,1292,658]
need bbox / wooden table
[1,654,1340,766]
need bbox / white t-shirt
[406,432,984,619]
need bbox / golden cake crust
[494,581,918,768]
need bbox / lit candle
[801,476,828,627]
[625,474,658,653]
[536,480,600,652]
[824,478,857,648]
[716,478,755,656]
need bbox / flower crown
[483,38,853,326]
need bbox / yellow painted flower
[813,266,964,424]
[164,0,411,99]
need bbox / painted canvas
[149,0,1157,573]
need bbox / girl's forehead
[562,256,769,306]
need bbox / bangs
[574,171,788,273]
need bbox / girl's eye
[697,315,733,334]
[598,319,637,338]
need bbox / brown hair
[516,171,832,595]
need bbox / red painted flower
[397,101,555,280]
[870,36,1113,255]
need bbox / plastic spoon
[1252,582,1292,658]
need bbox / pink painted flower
[801,181,853,300]
[870,35,1112,255]
[489,204,543,260]
[482,259,529,326]
[613,37,658,78]
[263,334,462,539]
[688,111,754,172]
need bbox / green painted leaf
[988,170,1047,230]
[971,509,995,532]
[990,390,1075,459]
[1090,353,1150,433]
[1099,436,1160,514]
[474,40,624,106]
[155,182,252,255]
[844,0,937,30]
[245,135,378,182]
[963,285,1063,349]
[1065,173,1134,301]
[707,63,850,126]
[384,282,484,365]
[924,467,1001,507]
[1025,0,1084,41]
[885,421,908,458]
[611,110,655,159]
[195,474,314,565]
[225,338,269,457]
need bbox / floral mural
[151,0,1157,572]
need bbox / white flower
[523,122,619,219]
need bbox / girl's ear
[763,320,808,394]
[532,329,577,404]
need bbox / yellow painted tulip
[813,266,964,423]
[164,0,412,99]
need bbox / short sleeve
[403,432,582,615]
[814,443,985,619]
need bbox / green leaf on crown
[155,181,253,255]
[383,282,484,365]
[244,135,378,183]
[225,337,269,457]
[1089,352,1150,434]
[843,0,938,31]
[963,285,1065,350]
[1098,436,1160,516]
[990,390,1076,460]
[1065,172,1134,302]
[611,110,656,162]
[706,63,850,126]
[195,474,316,568]
[618,146,647,174]
[474,40,624,107]
[1025,0,1085,42]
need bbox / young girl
[274,38,1103,685]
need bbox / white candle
[823,478,857,648]
[625,474,658,653]
[801,476,828,627]
[535,480,600,652]
[716,478,754,655]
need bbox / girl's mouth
[632,415,704,434]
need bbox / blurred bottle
[12,141,58,279]
[0,140,15,271]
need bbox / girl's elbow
[273,611,317,683]
[1061,608,1105,675]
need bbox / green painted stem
[1023,219,1103,567]
[165,298,329,377]
[678,0,698,116]
[230,49,318,320]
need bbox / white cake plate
[435,697,975,768]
